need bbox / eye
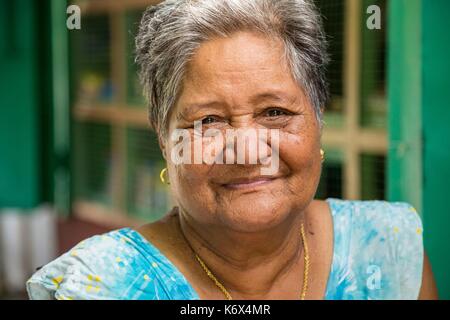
[201,115,219,125]
[264,108,290,117]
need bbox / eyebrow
[176,91,295,120]
[249,91,293,105]
[176,101,224,120]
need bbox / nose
[222,127,274,166]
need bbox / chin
[218,198,292,233]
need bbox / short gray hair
[136,0,329,136]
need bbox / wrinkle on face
[164,31,322,233]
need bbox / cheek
[278,126,322,192]
[171,164,210,196]
[277,108,321,164]
[279,121,321,167]
[169,163,216,208]
[171,163,211,190]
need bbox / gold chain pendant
[195,222,309,300]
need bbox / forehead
[184,32,293,91]
[187,32,287,75]
[179,31,300,101]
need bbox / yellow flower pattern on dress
[26,199,424,300]
[52,276,63,289]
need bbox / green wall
[0,0,69,211]
[0,0,40,208]
[421,0,450,300]
[389,0,450,299]
[387,0,423,212]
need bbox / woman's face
[164,31,322,232]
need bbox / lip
[221,177,278,190]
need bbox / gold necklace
[194,223,310,300]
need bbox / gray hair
[135,0,329,136]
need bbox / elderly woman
[27,0,437,300]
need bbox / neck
[176,207,307,299]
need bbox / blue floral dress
[26,199,424,300]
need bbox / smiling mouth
[222,177,277,190]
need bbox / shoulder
[26,228,184,300]
[325,199,424,300]
[327,199,423,249]
[328,198,423,240]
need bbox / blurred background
[0,0,449,299]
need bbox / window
[316,0,388,201]
[70,0,389,225]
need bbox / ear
[319,106,325,134]
[159,134,168,161]
[319,104,326,118]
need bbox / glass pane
[315,0,346,126]
[316,149,344,199]
[126,10,146,107]
[71,14,114,106]
[126,128,171,222]
[361,153,386,200]
[73,122,113,206]
[360,0,388,128]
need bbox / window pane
[126,128,170,222]
[71,14,114,106]
[360,0,388,128]
[125,10,146,107]
[73,122,113,206]
[316,149,344,199]
[315,0,346,126]
[361,153,386,200]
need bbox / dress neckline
[125,198,339,300]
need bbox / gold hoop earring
[320,149,325,162]
[160,168,170,185]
